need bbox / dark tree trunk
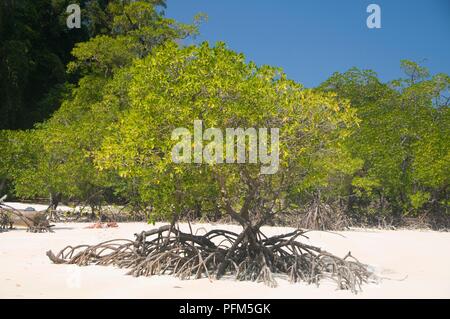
[0,179,6,195]
[48,192,62,220]
[49,193,61,210]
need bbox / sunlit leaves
[95,42,358,221]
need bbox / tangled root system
[47,224,374,293]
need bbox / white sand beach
[1,213,449,299]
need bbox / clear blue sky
[166,0,450,87]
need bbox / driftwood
[0,195,54,233]
[47,224,375,293]
[0,211,12,231]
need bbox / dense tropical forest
[1,0,448,230]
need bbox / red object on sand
[85,222,118,229]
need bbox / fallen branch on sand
[0,195,54,233]
[47,224,375,293]
[0,210,12,231]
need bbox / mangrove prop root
[46,225,375,293]
[0,201,54,233]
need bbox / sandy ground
[1,204,449,299]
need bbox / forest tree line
[0,1,448,228]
